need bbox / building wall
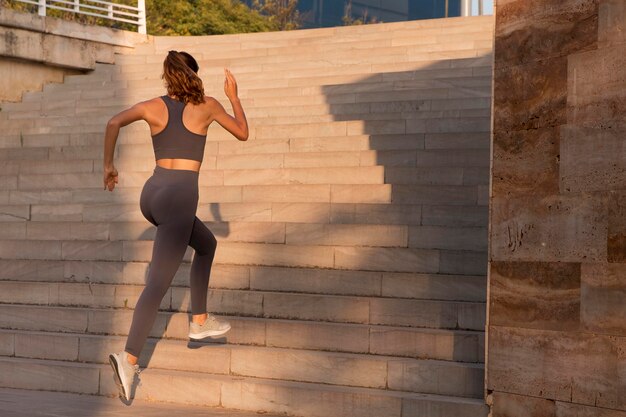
[488,0,626,415]
[0,7,147,102]
[242,0,463,28]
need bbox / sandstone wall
[488,0,625,415]
[0,7,148,101]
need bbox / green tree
[251,0,301,31]
[147,0,279,35]
[1,0,280,35]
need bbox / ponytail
[161,50,205,105]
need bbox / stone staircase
[0,14,493,417]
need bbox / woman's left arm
[103,102,147,191]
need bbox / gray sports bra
[151,95,206,163]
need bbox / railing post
[137,0,146,34]
[460,0,471,16]
[74,0,79,13]
[38,0,46,16]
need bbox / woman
[102,50,248,402]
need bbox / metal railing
[460,0,488,16]
[14,0,146,33]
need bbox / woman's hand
[103,165,119,191]
[224,68,239,100]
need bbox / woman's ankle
[192,312,208,325]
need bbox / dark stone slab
[487,325,625,410]
[489,261,581,331]
[494,0,598,70]
[492,126,560,197]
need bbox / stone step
[0,219,487,251]
[111,49,494,83]
[114,40,493,76]
[3,78,493,117]
[0,114,492,144]
[0,236,487,274]
[0,151,488,177]
[44,101,491,125]
[0,356,489,417]
[143,23,493,54]
[0,280,486,329]
[0,258,486,301]
[0,329,484,397]
[18,59,490,99]
[0,386,286,417]
[0,200,487,227]
[26,65,491,100]
[0,220,412,248]
[0,133,490,166]
[2,176,484,204]
[0,159,488,187]
[6,91,491,133]
[0,304,484,362]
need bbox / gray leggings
[124,165,217,358]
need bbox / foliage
[342,0,381,26]
[147,0,278,35]
[250,0,301,30]
[0,0,280,35]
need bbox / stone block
[487,326,625,410]
[266,320,369,353]
[387,359,484,397]
[330,203,422,225]
[491,391,556,417]
[580,263,626,335]
[250,266,381,296]
[382,272,486,302]
[490,194,608,262]
[599,0,626,47]
[494,0,598,69]
[15,332,78,361]
[0,358,99,394]
[560,126,626,193]
[409,226,487,251]
[489,261,581,331]
[334,247,439,273]
[243,184,330,203]
[392,185,477,205]
[492,126,560,197]
[422,204,488,227]
[370,327,482,362]
[286,223,407,247]
[370,298,459,329]
[439,250,487,275]
[271,203,330,223]
[263,292,370,323]
[608,191,626,262]
[230,347,387,388]
[220,378,402,417]
[493,58,567,133]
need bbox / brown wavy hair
[161,50,205,105]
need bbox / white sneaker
[108,350,141,401]
[188,313,231,339]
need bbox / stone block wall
[488,0,625,415]
[0,7,148,101]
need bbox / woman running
[102,50,248,402]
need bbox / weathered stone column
[488,0,625,415]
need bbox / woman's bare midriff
[156,158,201,172]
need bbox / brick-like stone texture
[488,0,625,415]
